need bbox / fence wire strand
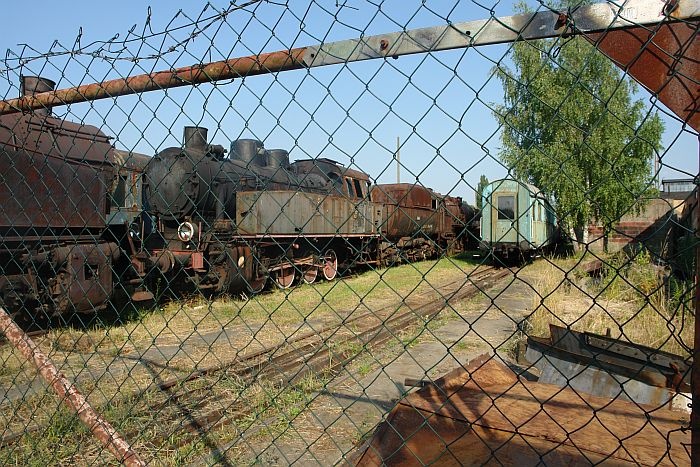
[0,0,697,465]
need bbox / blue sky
[1,1,696,205]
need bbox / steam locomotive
[0,75,480,321]
[0,76,152,324]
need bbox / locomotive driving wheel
[273,263,295,289]
[301,264,318,284]
[247,274,267,294]
[322,249,338,281]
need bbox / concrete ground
[230,269,537,465]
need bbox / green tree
[493,6,663,249]
[476,175,489,210]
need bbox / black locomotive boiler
[143,127,381,292]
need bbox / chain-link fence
[0,0,697,464]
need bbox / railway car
[460,201,481,251]
[142,127,381,292]
[0,76,150,324]
[371,183,469,263]
[479,179,556,261]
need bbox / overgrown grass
[0,369,335,465]
[524,249,693,355]
[0,255,482,464]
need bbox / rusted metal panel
[0,306,145,466]
[54,243,120,313]
[589,19,700,132]
[236,191,378,236]
[0,144,108,229]
[0,114,114,164]
[373,184,441,238]
[373,184,433,209]
[527,324,690,391]
[525,324,691,410]
[693,172,700,460]
[0,113,114,230]
[352,355,689,466]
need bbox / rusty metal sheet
[526,342,690,410]
[372,184,433,209]
[588,19,700,132]
[373,184,440,238]
[352,355,689,466]
[236,190,378,236]
[527,324,690,391]
[0,113,115,230]
[693,179,700,460]
[0,141,108,229]
[0,114,114,164]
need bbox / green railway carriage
[479,179,557,261]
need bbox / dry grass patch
[0,256,482,464]
[524,252,693,356]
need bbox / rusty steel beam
[0,0,697,116]
[0,307,145,466]
[0,48,308,115]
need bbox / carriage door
[492,193,517,243]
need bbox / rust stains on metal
[0,48,308,115]
[0,306,145,466]
[693,170,700,463]
[588,19,699,132]
[351,354,689,465]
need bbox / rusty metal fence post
[693,141,700,465]
[0,307,144,466]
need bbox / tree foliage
[493,20,664,243]
[476,174,489,209]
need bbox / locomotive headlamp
[177,221,197,242]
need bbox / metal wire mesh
[0,0,697,464]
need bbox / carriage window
[354,179,364,198]
[110,175,127,208]
[497,196,515,220]
[345,178,355,197]
[432,199,438,210]
[365,181,372,201]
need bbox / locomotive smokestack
[231,139,266,166]
[20,76,56,117]
[183,126,208,152]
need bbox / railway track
[0,265,510,456]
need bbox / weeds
[525,249,693,355]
